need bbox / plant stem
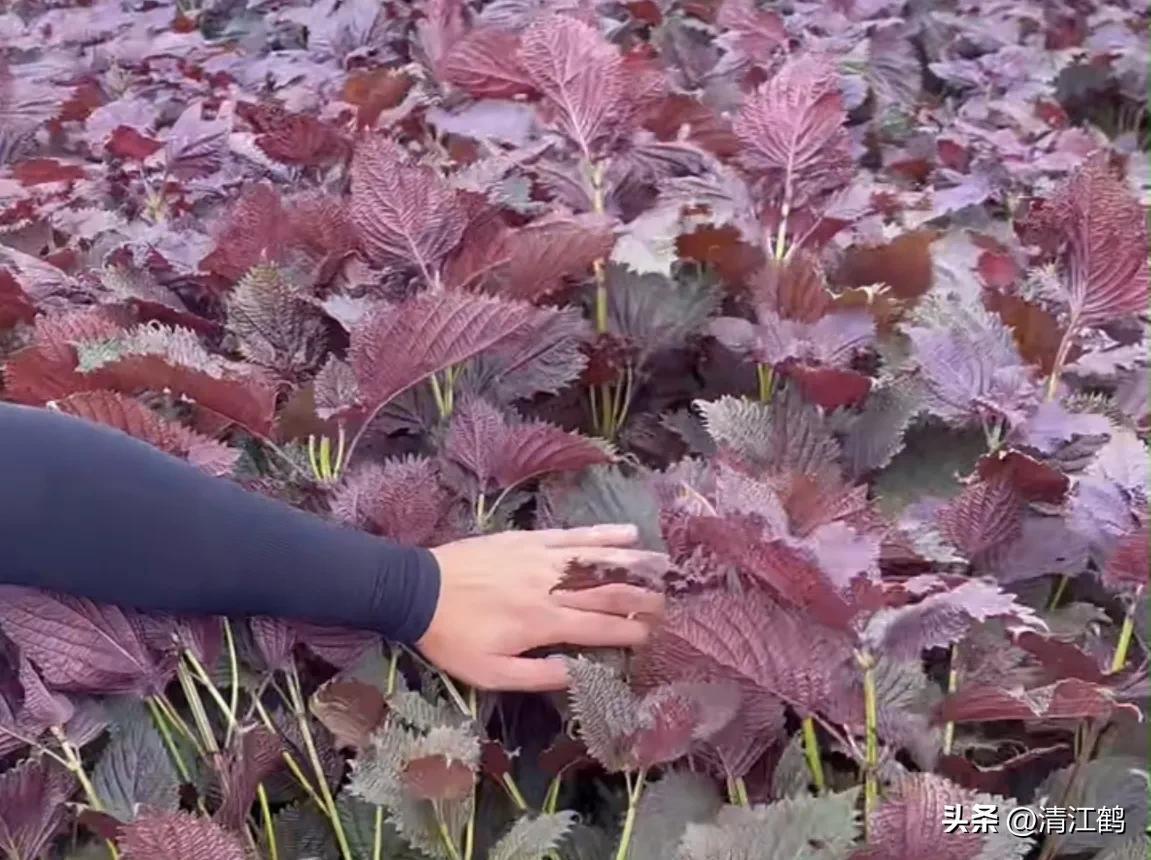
[1110,604,1138,673]
[1036,719,1104,860]
[224,619,240,747]
[943,644,959,756]
[185,651,237,737]
[146,697,193,785]
[259,784,279,860]
[178,662,220,755]
[373,805,384,860]
[756,363,775,402]
[1047,574,1071,610]
[434,800,464,860]
[286,664,353,860]
[543,774,562,814]
[502,773,529,811]
[154,693,205,756]
[801,716,827,794]
[55,731,119,860]
[858,650,880,824]
[614,768,648,860]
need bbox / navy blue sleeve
[0,402,441,644]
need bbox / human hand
[417,524,666,692]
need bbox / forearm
[0,402,440,642]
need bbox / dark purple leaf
[0,589,169,695]
[0,758,76,860]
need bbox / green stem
[185,651,237,737]
[613,768,648,860]
[178,663,219,755]
[801,716,826,794]
[373,805,384,860]
[727,775,749,805]
[259,784,279,860]
[756,363,775,403]
[858,650,880,825]
[543,774,563,815]
[146,697,193,785]
[1047,574,1071,610]
[434,800,463,860]
[942,644,959,756]
[502,773,529,811]
[1110,606,1137,673]
[287,664,354,860]
[55,731,119,860]
[154,693,205,757]
[223,619,240,747]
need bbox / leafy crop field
[0,0,1148,858]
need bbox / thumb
[471,654,570,692]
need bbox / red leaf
[0,759,76,860]
[349,137,467,279]
[53,391,238,476]
[1022,151,1150,331]
[0,269,36,329]
[329,457,454,546]
[441,28,533,99]
[10,158,86,186]
[669,515,855,629]
[516,15,630,159]
[349,291,563,417]
[852,773,992,860]
[1103,519,1150,593]
[255,114,348,167]
[834,230,938,303]
[935,678,1134,724]
[936,473,1024,559]
[312,680,387,750]
[636,585,848,718]
[444,397,613,491]
[403,755,475,802]
[342,70,414,129]
[732,54,852,209]
[0,588,170,695]
[119,811,246,860]
[975,449,1068,504]
[749,252,832,323]
[201,185,353,285]
[105,126,164,160]
[444,213,616,301]
[786,365,872,410]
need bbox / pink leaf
[444,397,613,491]
[1024,151,1150,331]
[732,54,852,209]
[119,811,246,860]
[0,759,76,860]
[441,27,534,99]
[349,137,467,282]
[444,212,616,301]
[935,677,1135,724]
[329,456,455,545]
[516,15,629,159]
[0,588,169,695]
[852,773,1008,860]
[936,473,1024,559]
[53,392,239,477]
[348,291,564,417]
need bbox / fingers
[553,582,666,619]
[547,608,653,648]
[532,524,640,548]
[467,655,570,692]
[560,546,669,568]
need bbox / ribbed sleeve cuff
[368,545,442,644]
